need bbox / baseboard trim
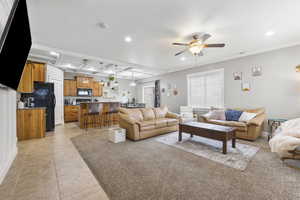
[0,146,17,185]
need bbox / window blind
[187,69,224,108]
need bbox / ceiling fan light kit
[173,32,225,57]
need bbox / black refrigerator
[33,82,55,132]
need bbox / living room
[0,0,300,200]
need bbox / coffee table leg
[232,132,236,148]
[179,128,182,142]
[223,140,227,154]
[190,134,193,138]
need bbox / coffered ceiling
[27,0,300,76]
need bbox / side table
[267,118,287,141]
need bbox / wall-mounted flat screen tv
[0,0,32,90]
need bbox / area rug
[71,131,300,200]
[155,132,260,171]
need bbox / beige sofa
[119,106,180,141]
[200,108,266,141]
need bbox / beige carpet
[156,133,259,171]
[71,131,300,200]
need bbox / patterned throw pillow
[225,110,243,121]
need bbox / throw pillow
[204,110,226,120]
[239,112,257,122]
[225,110,243,121]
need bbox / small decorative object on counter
[108,128,126,143]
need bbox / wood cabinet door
[92,81,99,96]
[64,80,77,96]
[31,62,46,82]
[76,76,92,88]
[64,105,79,122]
[17,109,45,140]
[17,63,33,93]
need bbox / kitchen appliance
[77,88,92,97]
[76,98,91,105]
[33,82,55,132]
[0,0,32,90]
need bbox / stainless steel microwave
[77,88,92,96]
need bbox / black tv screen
[0,0,32,90]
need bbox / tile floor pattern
[0,123,109,200]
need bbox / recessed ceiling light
[50,51,59,57]
[180,57,186,61]
[124,36,132,43]
[265,31,275,36]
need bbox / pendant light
[129,71,136,87]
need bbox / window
[187,69,224,108]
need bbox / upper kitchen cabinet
[18,62,46,93]
[31,62,46,82]
[76,76,93,89]
[92,81,103,96]
[64,80,77,96]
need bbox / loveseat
[119,106,180,141]
[200,108,266,141]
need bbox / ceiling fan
[173,33,225,56]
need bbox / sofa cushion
[167,118,178,126]
[225,110,243,121]
[137,120,156,131]
[153,106,168,118]
[120,108,144,121]
[209,120,247,131]
[155,119,168,128]
[140,108,156,121]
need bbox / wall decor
[242,82,251,91]
[233,72,242,80]
[296,65,300,72]
[173,84,178,96]
[161,88,165,93]
[252,66,262,76]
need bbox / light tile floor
[0,123,109,200]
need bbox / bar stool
[103,103,120,127]
[83,103,103,132]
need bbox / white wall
[137,45,300,120]
[0,88,17,184]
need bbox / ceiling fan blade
[175,49,187,56]
[172,42,189,46]
[201,33,211,42]
[204,43,225,48]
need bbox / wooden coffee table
[179,122,236,154]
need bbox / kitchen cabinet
[64,105,79,122]
[31,62,46,82]
[76,76,92,89]
[17,62,46,93]
[64,80,77,96]
[18,63,33,93]
[92,81,103,96]
[17,108,46,140]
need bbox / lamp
[296,65,300,72]
[189,43,204,55]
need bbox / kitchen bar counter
[79,102,120,129]
[18,107,46,110]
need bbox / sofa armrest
[119,113,138,125]
[247,113,266,126]
[119,114,140,140]
[166,112,180,119]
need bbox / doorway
[143,85,155,108]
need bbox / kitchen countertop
[18,107,46,110]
